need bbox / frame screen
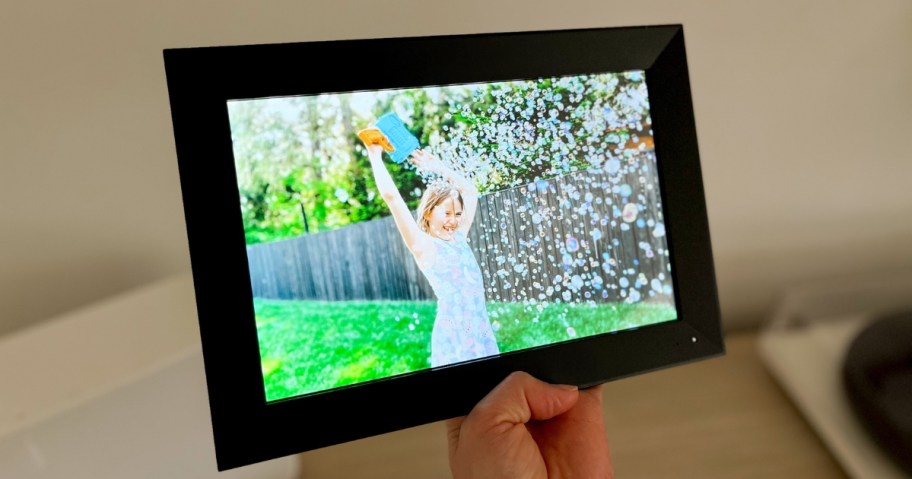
[164,24,723,471]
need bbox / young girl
[360,132,500,368]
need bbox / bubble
[619,277,630,288]
[636,218,646,228]
[527,183,536,192]
[591,229,602,241]
[585,192,594,202]
[653,223,666,238]
[605,158,621,174]
[334,188,350,203]
[622,203,639,223]
[492,321,501,331]
[651,278,663,292]
[496,256,506,265]
[562,254,573,267]
[618,184,633,197]
[663,284,673,295]
[620,223,630,231]
[566,237,580,252]
[536,179,549,191]
[628,289,641,303]
[562,290,572,301]
[501,222,508,229]
[566,326,577,338]
[571,275,584,290]
[514,264,526,273]
[591,276,604,289]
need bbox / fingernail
[555,384,578,391]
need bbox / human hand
[364,142,385,159]
[446,371,613,479]
[409,149,448,175]
[357,125,393,159]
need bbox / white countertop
[0,273,297,478]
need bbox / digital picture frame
[163,24,724,471]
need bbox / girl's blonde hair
[416,184,464,233]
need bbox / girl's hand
[358,124,393,159]
[364,142,385,159]
[409,149,447,175]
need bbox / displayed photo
[226,71,677,402]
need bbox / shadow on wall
[715,233,912,331]
[0,254,180,337]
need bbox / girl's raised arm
[364,143,431,258]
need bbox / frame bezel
[163,24,723,471]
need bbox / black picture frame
[164,24,724,471]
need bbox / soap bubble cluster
[404,72,674,334]
[476,161,672,327]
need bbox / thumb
[474,371,579,428]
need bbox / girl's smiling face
[426,197,463,241]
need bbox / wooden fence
[246,213,435,302]
[246,150,671,304]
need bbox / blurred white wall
[2,0,911,335]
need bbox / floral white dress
[417,229,500,367]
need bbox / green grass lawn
[255,299,676,401]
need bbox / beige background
[2,0,911,335]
